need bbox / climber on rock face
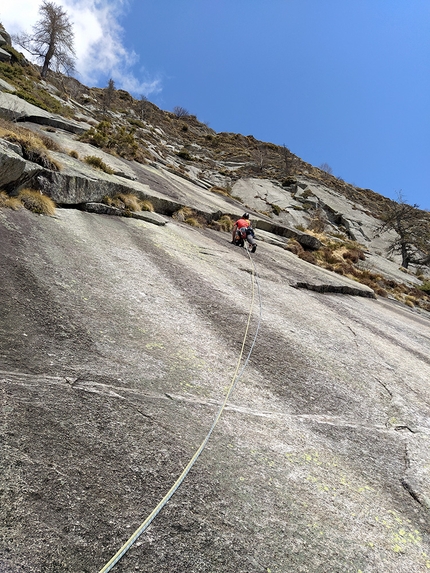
[232,213,257,253]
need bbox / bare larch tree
[15,1,75,78]
[376,192,430,269]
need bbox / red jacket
[236,218,250,229]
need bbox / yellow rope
[98,253,258,572]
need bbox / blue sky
[3,1,430,208]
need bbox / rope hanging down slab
[98,250,262,573]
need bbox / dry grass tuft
[0,119,61,171]
[184,217,202,228]
[211,214,234,232]
[173,206,205,227]
[285,238,304,255]
[307,207,326,232]
[84,155,114,174]
[17,189,56,215]
[316,246,340,265]
[38,134,62,152]
[173,206,194,222]
[103,193,141,212]
[140,200,154,212]
[342,248,366,263]
[118,193,141,212]
[298,250,317,265]
[0,191,23,210]
[103,193,154,213]
[210,186,231,197]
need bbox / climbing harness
[98,249,261,573]
[233,227,257,250]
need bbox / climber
[232,213,257,253]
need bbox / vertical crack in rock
[401,478,423,506]
[399,439,428,509]
[403,439,411,472]
[373,377,393,399]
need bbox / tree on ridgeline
[319,162,333,176]
[14,1,75,78]
[103,78,115,112]
[139,94,150,121]
[173,106,190,118]
[281,144,293,175]
[253,144,267,173]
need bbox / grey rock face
[83,202,167,225]
[0,140,41,187]
[0,125,422,287]
[0,51,429,572]
[0,47,11,62]
[0,207,429,573]
[255,217,322,250]
[20,122,138,181]
[0,87,427,288]
[130,209,167,225]
[295,178,379,244]
[0,92,90,133]
[83,202,123,216]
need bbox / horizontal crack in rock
[292,281,376,298]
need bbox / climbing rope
[98,247,261,573]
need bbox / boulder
[0,139,41,188]
[291,269,376,297]
[338,214,371,242]
[232,177,296,211]
[33,167,147,205]
[255,228,289,248]
[294,230,322,249]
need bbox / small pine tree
[104,78,115,112]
